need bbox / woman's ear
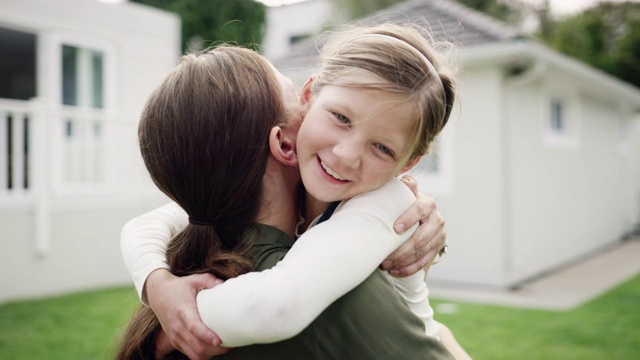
[400,156,422,174]
[269,126,298,167]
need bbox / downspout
[33,32,54,258]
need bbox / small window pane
[92,52,104,109]
[62,45,78,106]
[550,99,564,132]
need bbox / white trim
[461,40,640,108]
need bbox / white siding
[262,0,333,60]
[506,67,636,284]
[425,65,511,288]
[0,0,177,302]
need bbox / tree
[537,1,640,88]
[131,0,266,52]
[333,0,404,20]
[456,0,530,26]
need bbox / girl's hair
[116,45,286,359]
[312,23,456,169]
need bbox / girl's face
[297,70,420,204]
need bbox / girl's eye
[376,144,394,157]
[334,112,350,124]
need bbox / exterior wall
[0,0,178,302]
[262,0,333,60]
[425,65,510,288]
[505,68,639,283]
[0,203,169,301]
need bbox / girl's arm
[120,179,418,346]
[120,202,188,304]
[390,271,440,338]
[196,178,417,346]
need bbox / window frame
[542,84,581,150]
[47,31,117,195]
[405,123,454,196]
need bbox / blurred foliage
[131,0,266,53]
[456,0,532,26]
[333,0,404,20]
[537,1,640,88]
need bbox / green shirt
[219,224,453,360]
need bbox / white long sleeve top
[120,178,439,346]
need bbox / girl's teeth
[321,161,346,180]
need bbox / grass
[434,274,640,359]
[0,286,140,359]
[1,274,639,359]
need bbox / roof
[273,0,525,68]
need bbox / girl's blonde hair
[312,23,456,169]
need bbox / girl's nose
[332,138,363,169]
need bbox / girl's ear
[269,126,298,167]
[300,75,316,107]
[400,156,422,174]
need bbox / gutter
[459,39,640,110]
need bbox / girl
[121,23,467,359]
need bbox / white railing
[0,97,143,255]
[0,98,132,203]
[0,98,33,199]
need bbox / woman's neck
[300,191,331,233]
[255,162,303,238]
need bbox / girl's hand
[147,270,229,359]
[383,175,447,277]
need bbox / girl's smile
[297,70,421,209]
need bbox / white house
[0,0,178,302]
[261,0,335,60]
[269,0,640,289]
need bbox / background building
[268,0,640,289]
[0,0,176,302]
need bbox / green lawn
[1,274,639,359]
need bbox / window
[616,117,632,156]
[543,89,580,150]
[0,27,36,100]
[550,98,564,133]
[0,27,36,194]
[405,127,454,196]
[60,44,107,185]
[62,45,104,108]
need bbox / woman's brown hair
[116,45,285,359]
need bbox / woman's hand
[383,175,447,277]
[146,269,230,359]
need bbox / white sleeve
[390,271,440,339]
[120,202,188,304]
[197,178,417,346]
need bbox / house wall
[0,0,178,302]
[0,203,169,300]
[262,0,333,60]
[425,65,511,288]
[504,66,637,284]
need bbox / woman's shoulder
[247,224,295,270]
